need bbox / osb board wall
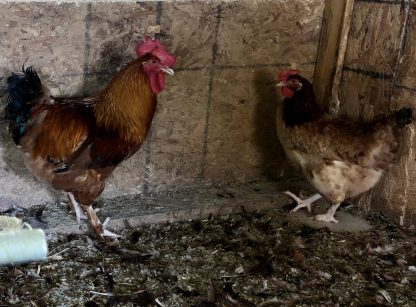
[339,0,416,225]
[0,1,325,208]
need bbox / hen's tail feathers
[4,66,43,144]
[394,107,412,128]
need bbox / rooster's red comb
[136,37,176,67]
[278,69,300,82]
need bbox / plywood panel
[339,70,393,121]
[147,69,210,190]
[396,7,416,89]
[161,2,217,68]
[0,3,87,95]
[85,2,157,94]
[216,0,324,66]
[344,1,406,73]
[205,65,315,183]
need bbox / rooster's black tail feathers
[4,66,43,144]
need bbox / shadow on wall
[0,122,28,178]
[82,39,136,96]
[0,118,63,205]
[253,69,290,180]
[0,71,32,199]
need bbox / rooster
[4,37,176,239]
[276,69,412,223]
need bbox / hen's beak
[162,68,174,75]
[276,81,286,87]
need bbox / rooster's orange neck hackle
[94,37,176,144]
[94,58,156,144]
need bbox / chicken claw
[102,217,121,239]
[313,203,340,223]
[67,193,87,224]
[84,205,120,240]
[283,191,322,213]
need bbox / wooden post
[313,0,355,114]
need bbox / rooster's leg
[84,205,120,240]
[283,191,322,213]
[313,203,340,223]
[67,193,87,224]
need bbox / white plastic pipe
[0,216,48,265]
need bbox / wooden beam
[313,0,355,114]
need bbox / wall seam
[143,0,163,195]
[390,1,411,100]
[356,0,407,4]
[343,66,394,79]
[55,61,318,79]
[199,4,222,180]
[82,2,92,96]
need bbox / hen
[276,69,412,223]
[4,37,176,239]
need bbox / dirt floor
[0,200,416,307]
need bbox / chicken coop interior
[1,0,416,306]
[1,0,416,230]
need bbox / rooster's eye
[152,60,157,64]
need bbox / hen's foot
[283,191,322,213]
[313,213,338,223]
[313,203,340,223]
[67,193,87,224]
[85,205,120,241]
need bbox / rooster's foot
[85,205,120,241]
[313,214,338,223]
[101,217,121,239]
[283,191,322,213]
[67,193,87,224]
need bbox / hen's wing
[286,115,399,170]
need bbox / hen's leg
[313,203,340,223]
[283,191,322,213]
[67,193,87,224]
[84,205,120,240]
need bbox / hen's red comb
[136,37,176,67]
[278,69,300,82]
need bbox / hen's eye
[152,60,157,64]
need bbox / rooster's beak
[162,68,174,76]
[276,81,286,87]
